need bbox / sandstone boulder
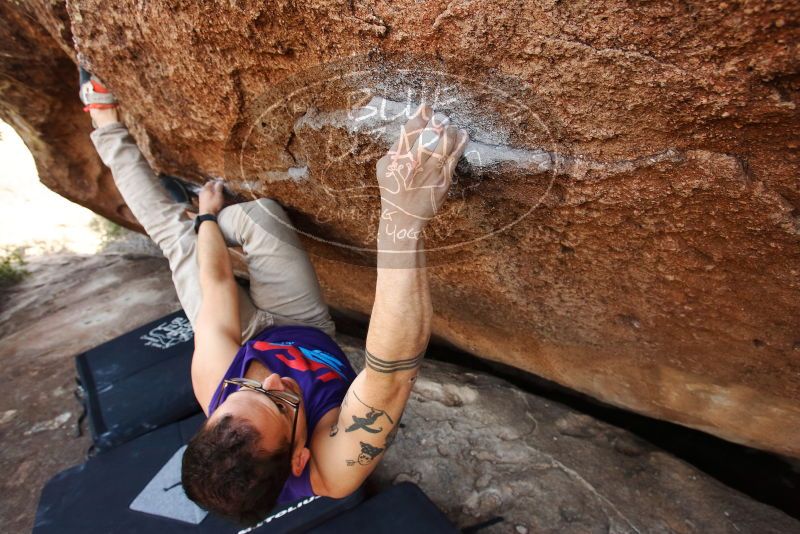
[1,1,798,456]
[0,2,140,232]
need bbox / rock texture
[0,251,179,533]
[0,2,141,232]
[1,1,799,456]
[1,252,796,533]
[337,337,799,534]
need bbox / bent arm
[191,182,242,413]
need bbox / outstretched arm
[313,105,468,496]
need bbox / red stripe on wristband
[83,103,118,112]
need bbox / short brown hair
[181,414,292,524]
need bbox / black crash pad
[292,482,457,534]
[53,310,459,533]
[75,310,202,451]
[34,414,365,533]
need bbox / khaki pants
[91,123,335,341]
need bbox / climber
[79,68,468,524]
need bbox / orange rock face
[1,1,798,456]
[0,2,140,232]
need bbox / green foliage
[89,215,125,246]
[0,247,28,287]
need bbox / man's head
[181,374,310,524]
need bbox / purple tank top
[207,325,356,505]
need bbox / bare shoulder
[190,328,241,415]
[306,370,414,498]
[311,407,342,447]
[308,406,342,496]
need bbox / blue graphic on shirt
[277,341,349,380]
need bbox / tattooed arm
[311,105,468,497]
[366,103,467,369]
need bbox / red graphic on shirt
[253,341,341,382]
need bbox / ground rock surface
[0,251,179,533]
[338,337,799,534]
[1,1,799,456]
[0,252,797,533]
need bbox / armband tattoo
[365,348,425,373]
